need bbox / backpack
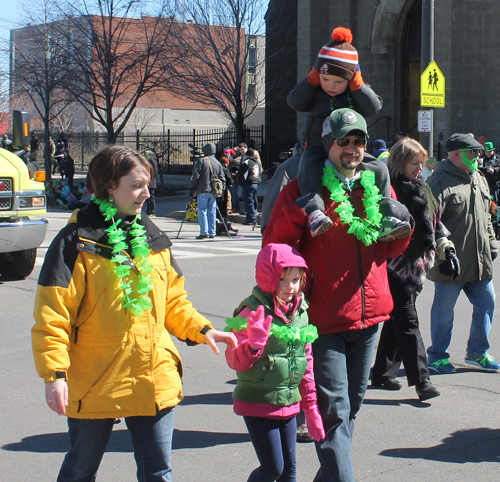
[207,159,224,199]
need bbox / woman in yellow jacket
[32,145,237,482]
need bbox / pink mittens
[247,305,273,350]
[304,405,325,441]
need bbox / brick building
[10,17,264,135]
[266,0,500,158]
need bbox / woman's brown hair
[88,145,153,200]
[386,137,428,180]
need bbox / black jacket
[238,156,261,186]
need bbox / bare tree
[57,0,181,144]
[8,0,73,178]
[171,0,268,142]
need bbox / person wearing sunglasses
[263,108,413,482]
[426,133,499,374]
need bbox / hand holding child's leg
[296,147,333,237]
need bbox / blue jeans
[58,407,175,482]
[244,416,297,482]
[230,184,240,211]
[197,192,217,236]
[242,184,258,223]
[312,325,378,482]
[427,279,495,363]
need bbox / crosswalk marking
[35,239,261,264]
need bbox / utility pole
[421,0,434,158]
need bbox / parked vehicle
[0,111,47,279]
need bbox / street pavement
[1,182,500,481]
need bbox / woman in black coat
[371,138,459,401]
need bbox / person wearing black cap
[426,133,499,373]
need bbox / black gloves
[438,248,460,279]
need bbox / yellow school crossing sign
[421,61,445,108]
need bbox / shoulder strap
[206,157,214,180]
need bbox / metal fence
[34,125,265,175]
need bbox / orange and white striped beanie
[316,27,358,81]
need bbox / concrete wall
[266,0,500,153]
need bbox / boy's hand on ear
[349,64,364,91]
[247,305,273,350]
[307,66,320,86]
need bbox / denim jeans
[427,279,495,363]
[242,184,258,223]
[312,325,378,482]
[58,407,175,482]
[197,192,217,236]
[244,415,297,482]
[230,184,240,211]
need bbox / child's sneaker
[378,216,412,242]
[307,210,333,237]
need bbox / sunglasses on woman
[334,137,367,148]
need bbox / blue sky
[0,0,21,41]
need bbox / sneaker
[149,213,156,218]
[428,359,457,374]
[208,235,215,239]
[196,234,208,240]
[307,210,333,237]
[378,216,412,242]
[296,422,314,444]
[465,353,500,371]
[415,379,440,401]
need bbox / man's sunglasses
[334,137,367,148]
[458,148,482,155]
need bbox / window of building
[174,119,179,124]
[247,84,256,105]
[185,119,190,125]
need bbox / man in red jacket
[263,108,412,482]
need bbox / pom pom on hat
[332,27,353,44]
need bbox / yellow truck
[0,111,47,279]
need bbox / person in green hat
[480,141,500,201]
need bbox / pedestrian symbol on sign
[421,61,445,108]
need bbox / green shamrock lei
[93,197,154,317]
[322,164,383,246]
[225,314,318,372]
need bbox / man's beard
[338,153,362,170]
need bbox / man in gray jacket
[427,133,499,373]
[190,143,224,239]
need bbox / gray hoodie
[191,143,224,195]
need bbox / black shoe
[296,422,314,443]
[415,379,440,401]
[371,377,403,390]
[196,234,208,239]
[208,235,215,238]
